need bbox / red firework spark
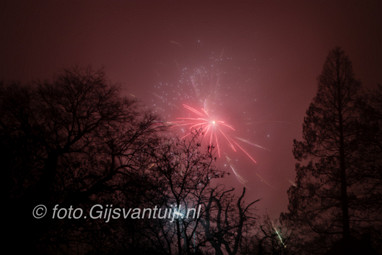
[172,104,257,164]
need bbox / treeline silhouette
[3,47,381,255]
[3,68,260,254]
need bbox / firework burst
[152,55,272,186]
[171,104,258,164]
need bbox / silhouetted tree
[200,185,259,255]
[282,47,380,254]
[139,133,260,255]
[140,133,222,254]
[2,67,161,253]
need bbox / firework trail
[271,220,287,248]
[226,156,248,186]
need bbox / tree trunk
[337,66,350,240]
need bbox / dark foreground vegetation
[3,47,382,254]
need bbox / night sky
[1,0,381,217]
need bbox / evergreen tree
[282,47,375,254]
